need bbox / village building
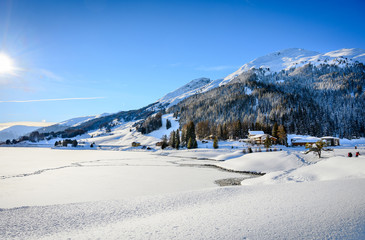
[246,130,277,145]
[291,137,321,146]
[321,136,340,146]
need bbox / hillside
[8,47,365,143]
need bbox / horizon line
[0,97,106,103]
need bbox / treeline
[169,63,365,139]
[159,120,287,150]
[136,112,163,134]
[54,139,78,147]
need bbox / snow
[248,130,264,135]
[0,122,55,142]
[146,114,179,140]
[217,150,304,173]
[0,147,246,208]
[288,134,321,144]
[143,48,365,112]
[220,48,365,85]
[1,138,365,239]
[58,113,110,127]
[156,78,212,109]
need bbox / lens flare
[0,53,15,75]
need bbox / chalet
[321,136,340,146]
[291,137,320,146]
[248,130,265,138]
[249,134,277,145]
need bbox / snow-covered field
[1,143,365,239]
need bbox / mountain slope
[221,48,365,85]
[168,61,365,138]
[13,47,365,142]
[0,122,54,142]
[37,113,110,134]
[154,48,365,110]
[155,77,212,108]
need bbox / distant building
[246,131,277,145]
[248,130,265,138]
[249,134,277,145]
[321,137,340,146]
[291,137,320,146]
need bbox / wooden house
[249,133,277,145]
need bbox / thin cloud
[196,65,238,71]
[38,69,63,82]
[0,97,105,103]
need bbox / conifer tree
[213,136,219,149]
[185,121,197,148]
[175,130,180,150]
[161,135,168,149]
[187,137,193,149]
[277,125,287,146]
[272,122,278,139]
[166,119,171,130]
[264,136,272,150]
[169,131,176,148]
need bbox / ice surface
[1,138,365,239]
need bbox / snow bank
[1,179,364,240]
[217,151,306,173]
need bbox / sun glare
[0,53,15,75]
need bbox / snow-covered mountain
[155,77,212,108]
[37,113,110,134]
[0,122,54,141]
[58,113,110,127]
[10,47,365,143]
[154,48,365,109]
[221,48,365,85]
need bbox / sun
[0,53,16,75]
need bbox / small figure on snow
[348,152,353,157]
[356,152,360,157]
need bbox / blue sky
[1,0,365,123]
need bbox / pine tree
[161,135,168,149]
[166,119,171,130]
[213,136,219,149]
[272,122,278,139]
[234,120,242,139]
[277,125,287,146]
[169,131,176,148]
[72,140,78,147]
[175,130,180,150]
[187,137,193,149]
[264,136,272,150]
[193,139,198,148]
[185,121,197,148]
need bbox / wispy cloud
[196,65,238,71]
[0,97,105,103]
[38,69,63,82]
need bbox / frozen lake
[1,146,364,239]
[0,147,248,208]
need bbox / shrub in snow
[305,140,326,158]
